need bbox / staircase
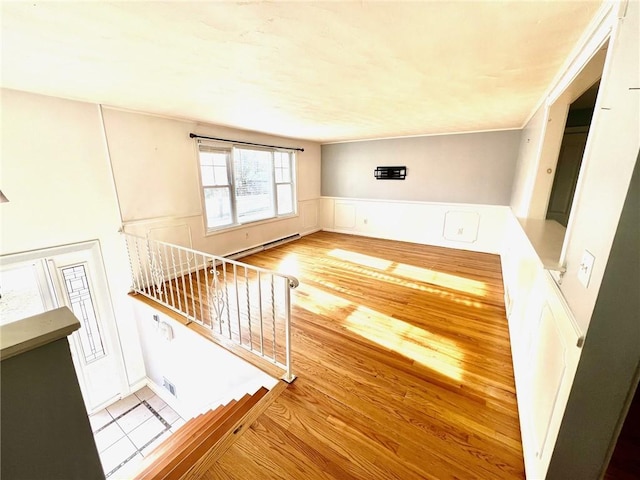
[134,386,269,480]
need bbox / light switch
[577,250,595,287]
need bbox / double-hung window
[198,144,296,231]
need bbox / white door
[0,241,127,413]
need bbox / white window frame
[197,142,297,232]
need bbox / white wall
[132,299,277,419]
[321,130,521,205]
[558,1,639,333]
[321,197,509,254]
[511,48,607,221]
[102,108,322,256]
[500,212,584,479]
[510,107,547,218]
[0,88,146,389]
[509,1,639,333]
[503,2,639,477]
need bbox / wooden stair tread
[142,404,231,466]
[163,388,268,480]
[134,387,268,480]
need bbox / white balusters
[122,232,298,382]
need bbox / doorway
[0,241,127,412]
[546,81,600,227]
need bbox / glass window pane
[275,152,291,183]
[199,150,229,186]
[0,264,48,325]
[61,264,106,363]
[277,184,293,215]
[204,187,232,227]
[201,164,216,186]
[234,148,274,223]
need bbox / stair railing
[123,232,298,382]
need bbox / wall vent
[163,377,177,397]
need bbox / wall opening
[521,41,609,271]
[546,80,600,227]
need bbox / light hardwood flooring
[200,231,524,479]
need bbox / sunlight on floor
[328,248,393,270]
[391,263,487,297]
[322,258,484,308]
[327,248,487,297]
[296,283,351,316]
[345,306,466,381]
[278,253,301,278]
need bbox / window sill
[204,213,299,237]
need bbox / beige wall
[0,88,146,388]
[102,107,322,256]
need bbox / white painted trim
[558,10,623,267]
[320,195,507,209]
[320,196,509,255]
[122,213,203,227]
[321,127,522,145]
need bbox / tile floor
[89,386,185,479]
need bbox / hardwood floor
[198,231,524,479]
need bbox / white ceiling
[1,1,603,143]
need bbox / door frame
[0,240,129,412]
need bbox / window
[198,145,296,230]
[61,264,106,363]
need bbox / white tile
[109,453,144,479]
[106,395,141,419]
[170,418,186,433]
[100,436,137,475]
[89,409,113,433]
[140,430,173,457]
[94,422,126,453]
[116,404,153,434]
[145,394,166,412]
[128,416,168,450]
[158,405,180,425]
[134,386,154,402]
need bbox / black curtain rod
[189,133,304,152]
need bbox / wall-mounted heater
[374,166,406,180]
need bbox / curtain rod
[189,133,304,152]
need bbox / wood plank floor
[201,231,524,479]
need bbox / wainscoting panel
[500,211,584,479]
[321,197,508,254]
[443,210,480,243]
[334,202,357,229]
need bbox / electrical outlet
[577,250,595,287]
